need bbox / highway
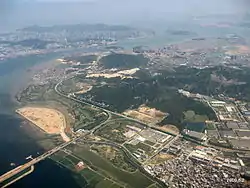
[57,77,250,153]
[55,79,162,131]
[0,76,174,187]
[0,76,120,187]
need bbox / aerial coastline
[16,107,70,142]
[1,15,250,187]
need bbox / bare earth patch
[75,83,93,94]
[86,68,139,79]
[124,105,167,125]
[156,125,180,135]
[16,107,70,142]
[150,153,175,164]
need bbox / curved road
[77,140,167,187]
[55,79,162,131]
[54,78,169,187]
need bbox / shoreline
[16,107,70,142]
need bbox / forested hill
[99,53,149,69]
[155,66,250,101]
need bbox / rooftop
[230,139,250,150]
[183,129,207,140]
[219,130,236,138]
[226,121,239,129]
[235,130,250,138]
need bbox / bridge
[0,135,82,187]
[0,78,178,187]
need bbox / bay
[0,53,82,188]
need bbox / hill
[99,53,149,69]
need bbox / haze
[1,0,249,32]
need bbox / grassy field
[124,142,154,159]
[96,120,145,144]
[206,122,216,130]
[135,142,154,155]
[51,151,123,188]
[67,144,157,188]
[90,145,136,172]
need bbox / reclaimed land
[16,107,70,142]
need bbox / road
[1,166,34,188]
[143,134,181,165]
[0,134,85,185]
[55,79,169,132]
[0,76,119,187]
[56,77,249,155]
[77,140,167,187]
[0,76,171,187]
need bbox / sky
[0,0,249,32]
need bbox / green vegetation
[18,82,107,133]
[18,83,54,103]
[183,110,209,122]
[206,122,216,130]
[96,120,144,144]
[156,66,250,101]
[51,151,122,188]
[84,70,216,130]
[100,53,149,69]
[79,169,106,188]
[97,122,127,144]
[68,144,157,188]
[125,142,154,157]
[148,89,215,129]
[72,104,107,131]
[185,122,206,132]
[59,77,95,95]
[59,79,80,94]
[124,144,137,154]
[136,142,153,154]
[91,145,136,172]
